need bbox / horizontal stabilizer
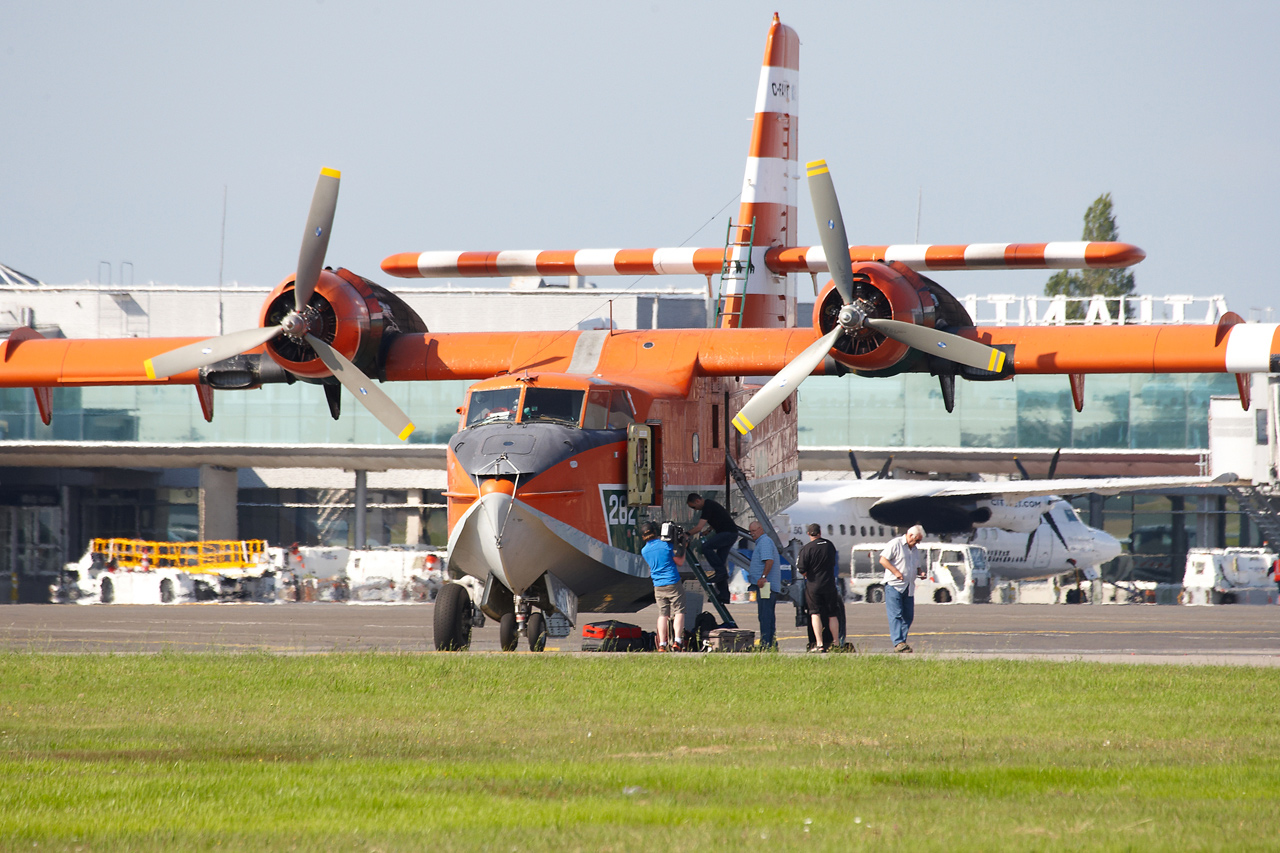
[382,242,1145,279]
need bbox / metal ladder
[723,452,807,624]
[1227,484,1280,545]
[715,217,755,328]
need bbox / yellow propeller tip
[143,359,156,380]
[321,167,341,179]
[398,423,415,441]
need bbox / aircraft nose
[1091,529,1122,564]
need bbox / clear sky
[3,1,1277,317]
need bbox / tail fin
[720,13,799,329]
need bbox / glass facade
[798,372,1237,449]
[0,371,1239,450]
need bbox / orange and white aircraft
[1,15,1274,650]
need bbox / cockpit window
[607,391,635,428]
[522,388,585,426]
[466,388,521,428]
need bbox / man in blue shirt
[747,520,781,650]
[641,522,686,651]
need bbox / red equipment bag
[582,620,644,640]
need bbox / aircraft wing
[804,473,1235,508]
[380,241,1144,279]
[873,473,1239,503]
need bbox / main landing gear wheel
[867,585,885,604]
[160,578,174,603]
[526,611,547,652]
[433,582,472,651]
[499,612,519,652]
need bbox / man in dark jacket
[687,492,736,603]
[796,523,841,653]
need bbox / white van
[848,543,992,604]
[1181,548,1277,605]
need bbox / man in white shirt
[879,524,925,653]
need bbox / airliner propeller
[143,169,415,441]
[732,160,1010,435]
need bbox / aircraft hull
[447,491,654,613]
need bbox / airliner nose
[1090,529,1122,564]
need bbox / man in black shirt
[687,492,736,603]
[796,522,841,653]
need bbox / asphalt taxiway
[3,601,1279,664]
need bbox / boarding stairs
[1227,484,1280,547]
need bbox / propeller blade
[1023,528,1036,559]
[1047,448,1061,480]
[1014,456,1031,480]
[295,168,341,313]
[873,455,894,481]
[848,450,863,480]
[1042,510,1070,550]
[144,325,282,380]
[304,333,415,441]
[732,326,842,434]
[864,317,1008,374]
[806,160,854,305]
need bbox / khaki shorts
[654,583,686,618]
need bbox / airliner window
[466,388,521,428]
[522,388,585,426]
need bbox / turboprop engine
[143,168,422,440]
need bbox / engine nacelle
[258,268,426,382]
[812,261,938,373]
[973,497,1053,533]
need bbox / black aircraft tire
[160,578,174,604]
[527,611,547,652]
[100,576,114,604]
[499,612,519,652]
[434,583,470,651]
[867,585,884,604]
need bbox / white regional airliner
[779,473,1234,581]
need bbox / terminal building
[0,274,1274,600]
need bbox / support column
[198,465,238,541]
[405,489,423,546]
[353,470,367,549]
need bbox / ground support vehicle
[1181,548,1278,605]
[847,543,991,604]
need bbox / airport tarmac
[3,601,1279,664]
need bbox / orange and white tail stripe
[381,241,1144,279]
[720,13,800,329]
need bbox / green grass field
[2,653,1278,851]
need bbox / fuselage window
[827,524,833,535]
[523,388,585,426]
[466,388,521,428]
[839,524,846,535]
[860,526,866,537]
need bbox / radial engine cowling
[258,268,427,382]
[812,261,938,374]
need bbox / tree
[1044,193,1136,320]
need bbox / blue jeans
[885,585,914,647]
[757,594,777,648]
